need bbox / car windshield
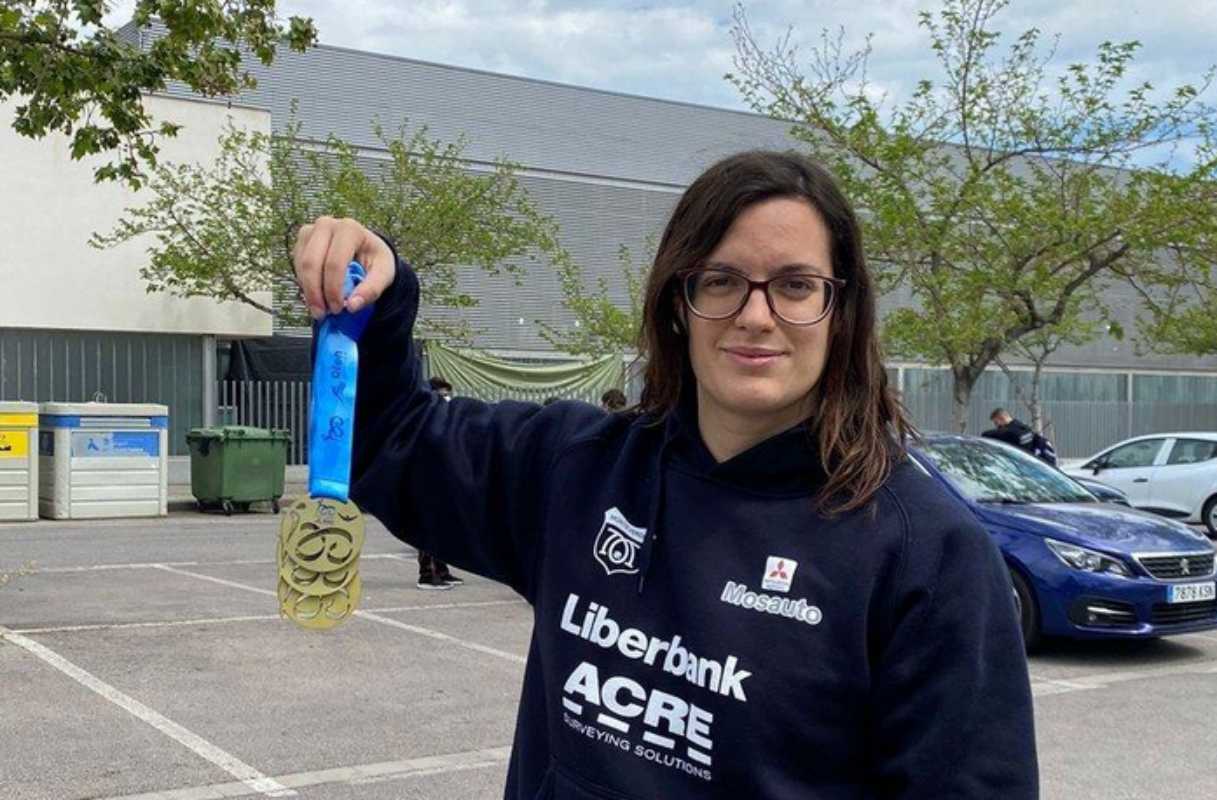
[916,439,1096,504]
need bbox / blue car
[1071,475,1131,506]
[912,435,1217,650]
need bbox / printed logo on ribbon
[761,556,797,593]
[594,507,647,576]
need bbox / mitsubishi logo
[1180,558,1191,576]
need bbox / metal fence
[459,385,609,405]
[1052,401,1217,457]
[903,395,1217,458]
[220,378,1217,465]
[218,381,311,465]
[217,379,609,465]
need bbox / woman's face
[684,196,836,435]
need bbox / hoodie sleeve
[870,493,1039,799]
[347,246,601,602]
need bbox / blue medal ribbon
[309,262,374,501]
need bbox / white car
[1066,433,1217,537]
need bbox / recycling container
[39,402,169,519]
[0,401,38,521]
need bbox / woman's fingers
[323,219,367,314]
[292,216,396,318]
[346,228,395,312]
[294,218,336,319]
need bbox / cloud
[101,0,1217,120]
[279,0,742,108]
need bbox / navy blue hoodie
[350,253,1039,799]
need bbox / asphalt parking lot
[2,513,1216,799]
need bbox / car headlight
[1044,538,1132,577]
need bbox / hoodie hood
[634,383,829,594]
[660,379,828,496]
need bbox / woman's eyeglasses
[677,267,845,326]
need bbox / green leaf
[92,110,566,337]
[2,2,318,186]
[728,0,1217,426]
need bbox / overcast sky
[102,0,1217,157]
[100,1,1217,111]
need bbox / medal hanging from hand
[279,262,374,630]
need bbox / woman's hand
[292,216,397,319]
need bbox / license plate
[1167,581,1216,604]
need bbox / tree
[992,295,1119,435]
[90,113,568,336]
[539,242,649,359]
[0,1,316,185]
[1124,219,1217,356]
[730,0,1217,431]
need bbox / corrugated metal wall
[0,329,204,456]
[419,172,679,351]
[271,155,681,347]
[157,32,797,190]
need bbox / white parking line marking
[39,562,176,573]
[356,609,528,665]
[369,599,525,614]
[153,564,277,595]
[9,600,528,635]
[154,565,528,665]
[35,553,409,574]
[0,517,273,530]
[91,745,511,799]
[0,626,294,798]
[1030,683,1076,698]
[1030,658,1217,697]
[1030,679,1100,697]
[14,614,281,634]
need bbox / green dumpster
[186,426,291,515]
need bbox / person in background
[412,376,463,589]
[983,407,1058,466]
[599,388,627,412]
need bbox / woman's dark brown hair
[637,150,915,513]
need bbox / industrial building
[4,25,1216,460]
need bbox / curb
[168,489,307,514]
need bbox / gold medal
[277,497,365,630]
[282,260,375,630]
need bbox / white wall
[0,94,273,337]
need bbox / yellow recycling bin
[0,401,38,521]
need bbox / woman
[293,151,1038,799]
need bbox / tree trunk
[1029,361,1044,434]
[951,367,977,433]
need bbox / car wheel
[1203,496,1217,539]
[1009,568,1041,653]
